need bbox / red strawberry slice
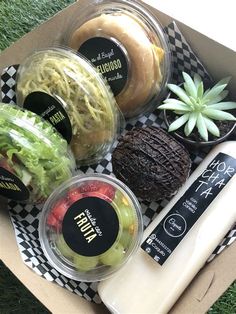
[78,180,116,202]
[46,213,59,228]
[83,182,116,202]
[84,191,102,199]
[46,199,69,229]
[98,182,115,202]
[79,181,100,193]
[67,188,84,204]
[50,199,69,221]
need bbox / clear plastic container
[15,47,123,165]
[64,0,171,118]
[39,173,143,282]
[0,103,75,204]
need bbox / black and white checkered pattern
[0,64,18,103]
[207,225,236,263]
[1,21,235,303]
[165,22,212,84]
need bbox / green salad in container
[0,103,75,204]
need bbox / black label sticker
[23,92,72,143]
[141,153,236,265]
[0,167,30,201]
[62,197,119,256]
[78,37,129,96]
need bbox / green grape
[119,230,133,249]
[56,235,75,260]
[113,190,136,230]
[113,189,125,207]
[114,190,131,207]
[100,243,125,266]
[73,254,99,272]
[117,204,135,229]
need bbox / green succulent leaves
[159,72,236,141]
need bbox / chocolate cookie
[112,126,191,201]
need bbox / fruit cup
[39,174,143,282]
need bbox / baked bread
[69,13,164,117]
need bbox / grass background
[0,0,235,313]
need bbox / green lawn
[0,261,49,314]
[0,0,235,313]
[0,0,74,51]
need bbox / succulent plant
[158,72,236,141]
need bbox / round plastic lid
[39,173,143,282]
[16,47,123,165]
[65,0,171,118]
[0,103,75,204]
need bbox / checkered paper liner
[1,21,235,304]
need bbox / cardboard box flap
[195,271,215,302]
[0,1,236,313]
[142,0,236,100]
[170,241,236,314]
[143,0,236,52]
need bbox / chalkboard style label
[141,152,236,265]
[24,91,72,143]
[0,167,30,201]
[78,37,129,96]
[62,196,119,256]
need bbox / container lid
[64,0,171,118]
[39,173,143,282]
[16,47,123,165]
[0,103,75,204]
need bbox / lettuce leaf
[0,104,74,202]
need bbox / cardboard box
[0,1,235,313]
